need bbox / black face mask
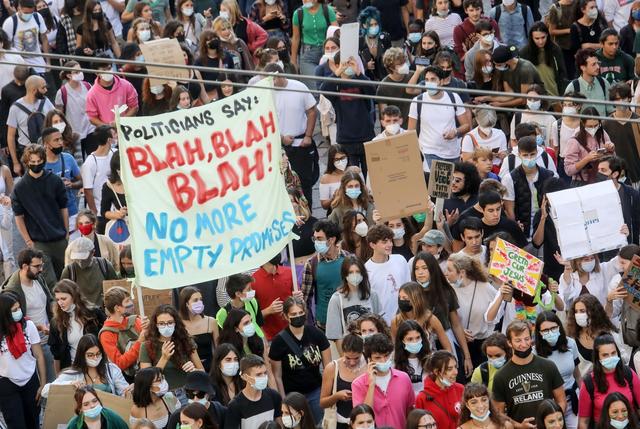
[269,253,281,266]
[596,172,610,182]
[398,299,413,313]
[51,146,63,155]
[423,47,436,57]
[92,11,103,20]
[440,69,452,78]
[35,91,46,99]
[290,315,306,328]
[28,162,45,174]
[176,34,186,42]
[207,38,220,50]
[278,49,290,63]
[39,8,51,19]
[513,347,532,359]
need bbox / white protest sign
[548,180,627,260]
[340,22,360,64]
[116,79,296,289]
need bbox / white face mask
[181,7,194,16]
[71,71,84,82]
[52,122,67,133]
[585,126,599,137]
[502,0,515,6]
[138,29,151,41]
[334,158,348,171]
[150,85,164,95]
[221,361,239,376]
[100,73,114,83]
[282,415,300,429]
[385,123,401,135]
[86,357,101,367]
[265,0,277,4]
[392,227,405,240]
[575,312,589,327]
[219,10,230,20]
[563,106,577,115]
[481,64,493,74]
[527,100,541,111]
[354,221,368,237]
[397,62,410,75]
[482,34,494,44]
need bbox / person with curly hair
[458,383,512,429]
[444,161,481,220]
[348,313,391,341]
[139,305,204,394]
[566,295,619,376]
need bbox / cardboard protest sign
[103,279,172,316]
[43,384,132,429]
[139,38,189,86]
[621,255,640,310]
[548,181,626,260]
[364,131,429,221]
[427,160,454,199]
[117,79,296,290]
[488,238,543,296]
[340,23,359,64]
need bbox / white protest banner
[548,180,627,260]
[116,79,296,290]
[340,22,360,63]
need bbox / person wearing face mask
[470,332,511,392]
[320,334,367,429]
[340,211,372,261]
[176,0,207,45]
[320,145,351,212]
[178,288,218,373]
[604,83,640,187]
[352,333,415,428]
[248,0,290,42]
[459,383,511,429]
[99,286,147,381]
[492,321,567,429]
[425,0,462,48]
[76,0,121,57]
[225,354,282,428]
[415,350,464,429]
[599,393,640,429]
[571,0,608,52]
[279,392,316,429]
[499,122,558,179]
[463,20,502,81]
[209,343,242,407]
[377,49,415,123]
[68,386,129,429]
[64,210,120,271]
[47,280,106,372]
[328,171,375,230]
[216,274,266,339]
[372,105,406,142]
[578,335,640,428]
[43,127,82,235]
[42,334,128,399]
[534,311,581,429]
[166,371,227,429]
[269,297,331,423]
[490,45,542,110]
[392,320,432,396]
[141,80,171,116]
[55,61,95,148]
[357,7,391,82]
[461,107,508,168]
[502,136,557,243]
[488,0,534,48]
[509,84,558,148]
[130,367,181,428]
[60,236,118,307]
[86,54,138,128]
[326,256,381,352]
[386,217,415,261]
[549,93,586,183]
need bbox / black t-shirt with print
[268,325,330,394]
[492,355,564,424]
[224,388,282,429]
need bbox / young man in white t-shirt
[80,125,114,219]
[2,0,49,73]
[365,225,410,324]
[407,66,470,172]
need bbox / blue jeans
[298,44,323,89]
[40,342,56,383]
[305,387,323,425]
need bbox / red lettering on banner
[127,147,152,177]
[184,138,205,165]
[193,169,219,203]
[219,162,240,198]
[166,142,186,168]
[239,149,264,185]
[167,172,195,212]
[260,111,276,136]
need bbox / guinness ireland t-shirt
[492,355,564,424]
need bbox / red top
[252,266,294,340]
[416,377,465,429]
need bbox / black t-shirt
[167,401,226,429]
[532,210,563,282]
[76,21,113,53]
[361,0,408,41]
[492,355,564,424]
[450,205,483,240]
[423,284,459,331]
[224,389,282,429]
[444,195,478,218]
[268,325,330,393]
[194,54,236,92]
[482,217,528,248]
[392,243,413,261]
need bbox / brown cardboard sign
[427,159,454,199]
[103,279,173,316]
[364,131,429,221]
[139,38,190,86]
[43,384,132,429]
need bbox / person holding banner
[67,385,129,429]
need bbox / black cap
[492,45,518,63]
[184,371,214,395]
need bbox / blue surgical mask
[419,280,430,289]
[84,404,103,419]
[314,240,329,254]
[633,9,640,20]
[188,397,208,406]
[136,55,145,62]
[600,356,621,370]
[375,358,393,373]
[367,26,380,37]
[471,411,491,422]
[408,32,421,44]
[302,1,314,8]
[536,135,545,146]
[521,157,537,169]
[345,188,362,199]
[440,377,452,387]
[242,323,256,337]
[424,81,439,96]
[344,66,355,77]
[20,12,33,21]
[542,330,560,346]
[252,375,269,390]
[11,309,23,322]
[489,356,506,369]
[611,419,629,429]
[453,278,464,288]
[404,340,423,354]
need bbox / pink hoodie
[86,75,138,124]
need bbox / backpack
[60,82,91,111]
[571,76,607,97]
[13,99,46,144]
[621,300,640,349]
[479,361,490,386]
[583,367,638,428]
[10,13,41,39]
[98,315,140,377]
[415,91,459,136]
[68,257,109,282]
[296,4,330,51]
[494,3,529,30]
[507,150,549,172]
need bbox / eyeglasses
[157,321,175,327]
[539,326,559,335]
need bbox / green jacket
[215,299,265,338]
[67,407,129,429]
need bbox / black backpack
[415,91,459,135]
[583,368,638,429]
[13,99,46,144]
[9,13,41,39]
[570,76,607,97]
[507,150,550,172]
[479,361,490,386]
